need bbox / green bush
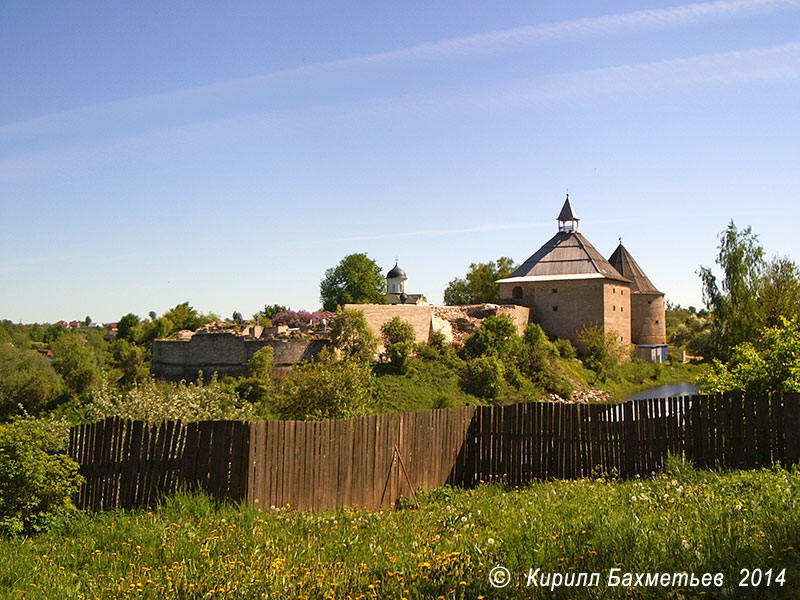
[463,315,518,358]
[0,344,64,418]
[578,324,629,382]
[385,341,414,374]
[0,420,83,536]
[554,338,576,359]
[329,309,378,363]
[380,317,415,373]
[463,356,505,400]
[275,357,374,420]
[428,329,448,351]
[51,335,102,398]
[380,317,415,346]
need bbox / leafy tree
[249,346,274,381]
[275,356,374,420]
[443,257,515,305]
[380,317,415,346]
[463,314,518,358]
[162,302,210,332]
[697,319,800,394]
[84,316,92,327]
[320,253,386,312]
[0,419,83,536]
[115,312,141,343]
[380,317,416,373]
[42,323,66,345]
[463,356,505,400]
[109,339,149,386]
[0,345,63,418]
[666,302,711,356]
[578,325,629,382]
[699,222,766,361]
[51,335,102,398]
[237,346,275,405]
[329,309,378,362]
[761,257,800,327]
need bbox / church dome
[386,263,407,279]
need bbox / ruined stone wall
[151,333,327,381]
[631,292,667,345]
[344,304,434,344]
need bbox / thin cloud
[2,0,798,143]
[1,41,798,178]
[317,219,633,243]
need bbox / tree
[443,257,515,305]
[51,335,102,398]
[0,345,63,418]
[162,302,210,332]
[380,317,415,346]
[380,317,416,374]
[699,222,765,361]
[237,346,274,405]
[109,339,149,386]
[248,346,274,381]
[578,325,629,382]
[761,257,800,327]
[116,313,141,342]
[329,309,378,362]
[320,253,386,312]
[697,319,800,394]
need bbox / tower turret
[557,194,579,232]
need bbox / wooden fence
[69,393,800,511]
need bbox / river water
[623,382,701,401]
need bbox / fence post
[623,401,636,477]
[784,393,800,465]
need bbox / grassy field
[2,458,799,599]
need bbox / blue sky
[2,0,800,323]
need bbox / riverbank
[592,361,708,402]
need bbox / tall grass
[2,460,799,599]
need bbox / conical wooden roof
[608,243,661,294]
[498,231,630,282]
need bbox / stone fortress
[497,196,667,362]
[150,195,667,381]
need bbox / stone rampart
[151,333,327,381]
[349,303,530,347]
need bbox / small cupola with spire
[385,260,427,305]
[557,193,579,233]
[386,261,407,295]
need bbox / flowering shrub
[86,378,257,423]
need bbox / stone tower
[608,242,667,347]
[497,195,632,347]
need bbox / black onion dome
[386,263,407,279]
